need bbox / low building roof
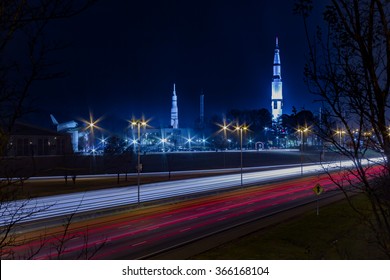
[10,122,61,136]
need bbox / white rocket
[171,83,179,129]
[271,36,283,122]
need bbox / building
[7,122,73,156]
[271,37,283,122]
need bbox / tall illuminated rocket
[271,37,283,122]
[171,83,179,129]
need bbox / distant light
[131,118,148,128]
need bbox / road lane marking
[187,216,198,220]
[147,226,160,231]
[180,227,191,232]
[132,241,147,247]
[119,224,132,229]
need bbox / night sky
[29,0,326,132]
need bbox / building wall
[8,134,72,156]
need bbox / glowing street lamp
[248,139,253,150]
[81,112,105,153]
[335,129,346,147]
[297,126,309,175]
[335,129,346,169]
[131,118,148,205]
[234,124,248,186]
[99,136,107,151]
[216,120,233,167]
[161,137,167,152]
[185,136,194,150]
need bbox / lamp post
[336,129,345,169]
[87,121,95,152]
[222,124,228,167]
[86,119,98,173]
[235,124,247,186]
[297,126,309,175]
[161,138,167,152]
[131,119,147,205]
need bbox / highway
[0,158,380,226]
[1,158,383,259]
[1,163,327,226]
[8,172,343,259]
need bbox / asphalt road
[1,162,332,226]
[3,157,382,259]
[7,171,346,259]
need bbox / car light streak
[4,159,382,226]
[10,170,346,260]
[4,160,385,259]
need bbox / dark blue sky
[30,0,325,131]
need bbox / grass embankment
[192,195,387,260]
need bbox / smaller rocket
[171,83,179,129]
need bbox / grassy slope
[192,195,387,260]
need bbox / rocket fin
[50,114,59,125]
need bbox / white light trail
[0,158,383,226]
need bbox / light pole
[222,125,228,167]
[297,126,309,175]
[336,129,345,169]
[86,119,98,172]
[161,137,167,152]
[235,124,247,186]
[131,119,147,205]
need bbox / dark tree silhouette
[0,0,98,259]
[295,0,390,256]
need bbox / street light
[221,124,230,167]
[131,118,147,205]
[297,126,309,175]
[161,137,167,152]
[335,129,345,169]
[86,121,96,151]
[82,113,104,153]
[234,124,248,186]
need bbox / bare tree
[49,208,106,260]
[0,0,97,257]
[0,0,97,155]
[294,0,390,257]
[1,196,106,260]
[0,197,53,259]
